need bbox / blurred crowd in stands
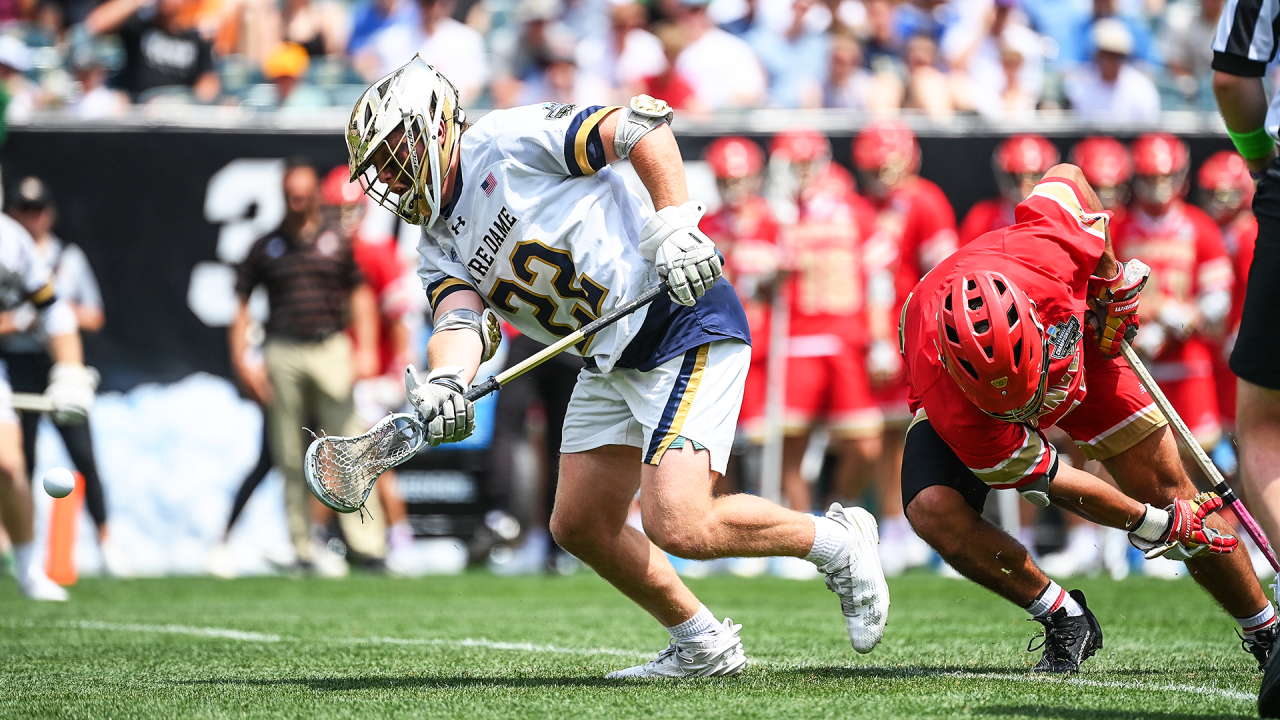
[0,0,1233,119]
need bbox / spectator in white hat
[1063,17,1160,122]
[0,36,39,121]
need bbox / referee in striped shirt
[1214,2,1280,714]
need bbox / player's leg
[538,352,582,573]
[1104,427,1273,660]
[628,342,888,653]
[0,405,64,600]
[314,333,387,565]
[1238,380,1280,546]
[903,418,1101,672]
[263,339,313,567]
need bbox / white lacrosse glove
[405,364,475,446]
[1158,300,1199,340]
[638,201,722,307]
[44,363,98,425]
[867,339,902,386]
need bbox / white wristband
[1130,504,1171,543]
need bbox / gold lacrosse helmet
[346,56,466,228]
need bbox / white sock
[666,605,719,643]
[388,522,414,552]
[1025,580,1083,618]
[1237,605,1277,638]
[804,515,849,568]
[13,541,35,577]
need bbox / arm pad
[432,307,502,363]
[613,95,674,160]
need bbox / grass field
[0,571,1265,719]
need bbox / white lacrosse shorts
[560,339,749,475]
[0,360,18,426]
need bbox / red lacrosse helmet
[994,134,1059,205]
[770,128,831,164]
[321,165,365,206]
[1069,137,1133,210]
[1198,150,1254,224]
[937,271,1050,422]
[704,137,764,179]
[1131,133,1189,214]
[854,120,919,198]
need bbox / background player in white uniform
[0,211,97,601]
[346,57,889,678]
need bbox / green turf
[0,571,1264,719]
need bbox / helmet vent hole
[945,324,959,344]
[944,295,952,311]
[974,320,990,334]
[1013,339,1023,366]
[1007,304,1019,327]
[968,297,984,311]
[967,279,977,291]
[994,279,1007,294]
[958,358,978,379]
[983,345,993,359]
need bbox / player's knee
[647,521,715,560]
[905,487,967,557]
[549,509,603,557]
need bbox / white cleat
[606,619,746,679]
[19,570,68,601]
[818,503,889,653]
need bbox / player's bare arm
[1214,72,1277,174]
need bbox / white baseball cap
[0,35,32,72]
[1093,18,1134,56]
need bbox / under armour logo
[451,217,467,235]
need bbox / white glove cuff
[49,363,99,390]
[425,366,467,394]
[638,201,708,261]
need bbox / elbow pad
[1017,455,1058,507]
[613,95,674,160]
[433,307,502,363]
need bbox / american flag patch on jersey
[481,173,496,196]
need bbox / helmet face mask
[993,134,1058,206]
[716,175,761,209]
[1132,171,1186,215]
[1198,150,1254,225]
[347,56,465,228]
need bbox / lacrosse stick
[1120,340,1280,571]
[7,393,55,412]
[305,283,669,513]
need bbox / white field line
[50,621,1256,701]
[64,620,282,642]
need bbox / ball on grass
[43,467,75,498]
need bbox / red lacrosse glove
[1131,493,1238,559]
[1087,259,1150,356]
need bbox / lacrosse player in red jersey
[853,120,957,575]
[346,56,889,678]
[0,211,95,601]
[899,162,1274,673]
[748,128,887,578]
[1112,135,1235,461]
[959,134,1059,247]
[1069,136,1134,217]
[1197,151,1257,438]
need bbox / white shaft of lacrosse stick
[9,393,54,412]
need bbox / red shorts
[740,345,884,439]
[1147,342,1222,449]
[872,378,912,424]
[1053,340,1167,462]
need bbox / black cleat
[1244,623,1278,671]
[1028,589,1103,674]
[1261,650,1280,718]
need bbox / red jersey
[352,234,412,374]
[958,198,1016,247]
[903,178,1109,488]
[1111,202,1233,377]
[782,170,879,345]
[701,195,780,362]
[1223,212,1258,332]
[863,177,959,313]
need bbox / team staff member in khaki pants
[230,157,384,571]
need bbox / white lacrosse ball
[43,467,75,498]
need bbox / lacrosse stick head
[304,413,428,513]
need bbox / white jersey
[0,215,75,341]
[419,103,750,374]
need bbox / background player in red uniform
[900,164,1273,673]
[1069,137,1134,216]
[750,129,883,580]
[700,136,780,464]
[959,134,1059,247]
[1199,151,1257,440]
[854,120,956,575]
[1112,135,1235,460]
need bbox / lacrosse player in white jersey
[0,211,96,601]
[346,56,889,678]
